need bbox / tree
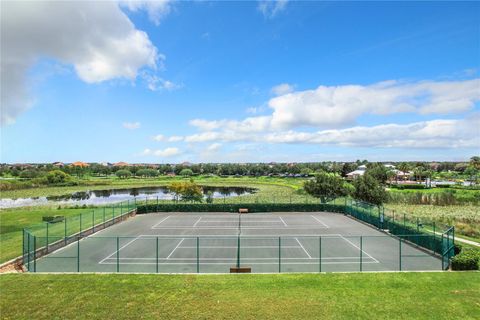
[470,156,480,170]
[46,170,71,184]
[179,168,194,177]
[169,180,203,202]
[397,162,411,175]
[365,164,389,184]
[116,169,132,179]
[341,163,357,177]
[353,174,388,206]
[304,172,351,203]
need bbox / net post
[319,236,322,273]
[399,238,402,271]
[196,237,200,273]
[236,235,241,268]
[77,236,80,272]
[116,237,120,273]
[33,235,37,272]
[359,236,363,272]
[46,222,49,253]
[278,237,281,273]
[156,237,159,273]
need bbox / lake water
[0,186,256,208]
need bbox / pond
[0,186,256,208]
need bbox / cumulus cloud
[271,83,294,96]
[206,143,222,152]
[258,0,288,18]
[120,0,172,25]
[1,1,167,125]
[159,115,480,149]
[142,71,181,91]
[123,122,141,130]
[142,147,181,157]
[153,134,184,142]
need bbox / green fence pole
[103,207,106,229]
[64,217,67,245]
[27,232,30,271]
[92,210,95,232]
[399,238,402,271]
[319,236,322,272]
[46,222,49,253]
[156,196,159,212]
[236,235,241,268]
[22,229,25,267]
[278,237,281,273]
[197,237,200,273]
[120,202,123,219]
[360,236,363,272]
[33,236,37,272]
[112,206,114,222]
[116,237,120,273]
[80,213,83,237]
[156,237,159,273]
[76,236,80,272]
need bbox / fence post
[64,217,67,245]
[112,206,114,222]
[46,222,49,253]
[33,236,36,272]
[80,213,83,237]
[26,231,30,271]
[399,238,402,271]
[360,236,363,272]
[116,237,120,273]
[92,210,95,233]
[156,196,159,212]
[156,237,159,273]
[103,207,106,229]
[77,236,80,272]
[196,237,200,273]
[278,237,281,273]
[319,236,322,273]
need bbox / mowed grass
[0,207,95,263]
[1,272,479,320]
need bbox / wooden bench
[230,267,252,273]
[238,208,249,214]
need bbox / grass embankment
[0,207,96,263]
[1,273,479,320]
[385,203,480,241]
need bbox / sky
[1,0,479,164]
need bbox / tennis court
[33,212,442,273]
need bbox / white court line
[193,217,202,227]
[98,236,142,264]
[102,256,374,261]
[177,246,302,249]
[151,216,171,229]
[166,238,185,259]
[136,233,342,237]
[197,220,282,223]
[295,238,312,259]
[339,235,379,263]
[100,261,379,265]
[310,215,330,228]
[151,226,328,230]
[279,217,288,227]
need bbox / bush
[116,169,132,179]
[451,246,480,270]
[390,184,427,190]
[42,215,65,223]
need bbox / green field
[1,273,479,320]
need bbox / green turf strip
[1,272,479,320]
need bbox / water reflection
[0,186,256,208]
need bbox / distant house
[52,162,64,167]
[71,161,89,167]
[113,162,129,167]
[346,165,366,179]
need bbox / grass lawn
[0,207,96,263]
[1,272,479,320]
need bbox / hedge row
[136,203,347,214]
[390,184,428,190]
[451,245,480,270]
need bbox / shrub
[451,246,480,270]
[116,169,132,179]
[390,184,427,190]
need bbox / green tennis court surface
[33,212,442,273]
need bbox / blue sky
[1,1,479,163]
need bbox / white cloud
[120,0,172,25]
[267,79,480,129]
[271,83,294,96]
[160,115,480,149]
[123,122,141,130]
[153,134,184,142]
[206,143,222,152]
[1,1,166,125]
[258,0,288,18]
[142,71,181,91]
[142,147,181,157]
